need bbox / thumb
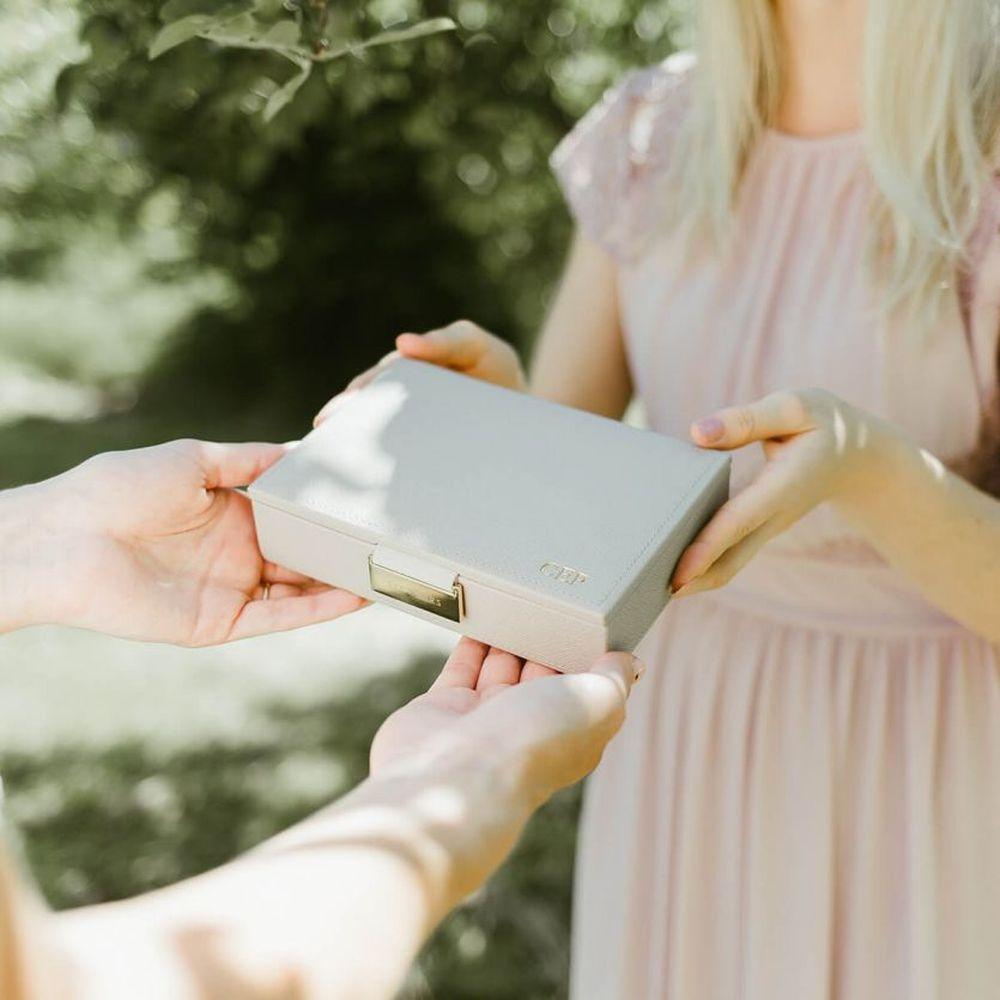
[520,652,641,795]
[591,651,642,704]
[690,390,812,450]
[552,652,641,740]
[196,441,289,489]
[397,322,486,369]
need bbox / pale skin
[318,0,1000,644]
[0,439,367,643]
[0,441,639,999]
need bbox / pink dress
[552,60,1000,1000]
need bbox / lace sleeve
[549,55,694,264]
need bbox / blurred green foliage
[1,1,685,995]
[2,0,683,481]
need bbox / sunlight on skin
[919,446,948,480]
[39,640,638,1000]
[832,406,848,452]
[857,420,870,449]
[668,387,1000,642]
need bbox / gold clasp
[368,552,465,623]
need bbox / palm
[54,440,364,645]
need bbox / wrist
[264,738,531,921]
[833,416,911,514]
[0,465,99,633]
[0,483,56,633]
[364,740,531,911]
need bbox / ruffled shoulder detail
[550,53,695,263]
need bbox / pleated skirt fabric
[570,560,1000,1000]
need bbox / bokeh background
[0,1,683,995]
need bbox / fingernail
[633,658,646,684]
[693,417,724,443]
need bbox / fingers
[520,661,558,682]
[432,637,491,690]
[477,647,524,692]
[313,352,401,427]
[671,472,787,589]
[673,517,789,598]
[691,390,815,450]
[195,441,289,489]
[396,321,487,370]
[228,587,367,642]
[344,351,401,395]
[313,322,487,427]
[435,643,555,693]
[261,561,325,587]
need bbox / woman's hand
[372,638,640,792]
[370,639,559,774]
[368,637,639,894]
[671,388,893,596]
[1,439,365,643]
[313,321,526,426]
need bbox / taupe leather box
[248,359,730,672]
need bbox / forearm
[530,234,631,418]
[55,747,529,1000]
[56,839,432,1000]
[835,433,1000,642]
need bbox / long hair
[672,0,1000,330]
[668,0,1000,488]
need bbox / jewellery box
[247,359,730,673]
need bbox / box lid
[249,359,729,621]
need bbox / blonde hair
[673,0,1000,328]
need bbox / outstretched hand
[372,637,640,803]
[10,439,365,644]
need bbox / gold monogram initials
[539,562,588,585]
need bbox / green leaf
[148,14,212,59]
[263,63,311,121]
[257,19,300,51]
[198,13,303,57]
[317,17,457,61]
[159,0,249,23]
[357,17,457,48]
[199,12,260,44]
